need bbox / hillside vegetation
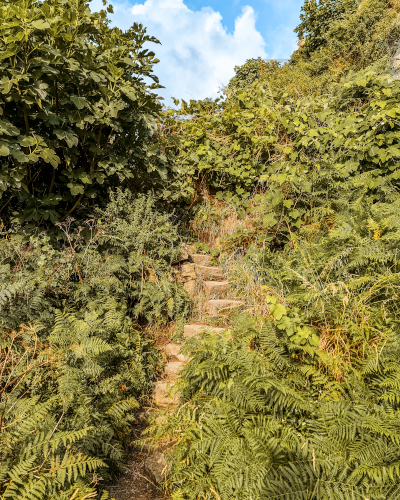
[147,0,400,499]
[1,0,400,498]
[0,1,186,498]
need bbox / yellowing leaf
[271,303,287,320]
[31,20,50,29]
[0,145,10,156]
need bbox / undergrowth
[0,191,189,499]
[147,0,400,498]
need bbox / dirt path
[103,415,163,500]
[105,451,162,500]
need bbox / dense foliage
[2,0,400,498]
[151,309,400,499]
[0,0,169,224]
[0,190,188,499]
[145,0,400,499]
[158,0,400,208]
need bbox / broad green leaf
[263,213,277,228]
[0,78,13,94]
[0,145,10,156]
[67,183,84,195]
[31,20,51,29]
[121,86,137,101]
[70,96,88,110]
[0,119,19,136]
[40,149,60,168]
[277,173,287,185]
[289,209,300,219]
[271,303,287,320]
[54,129,78,148]
[18,136,37,147]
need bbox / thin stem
[49,169,56,194]
[23,102,30,135]
[64,193,84,219]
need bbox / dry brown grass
[142,321,180,348]
[190,197,257,250]
[223,255,273,318]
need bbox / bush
[0,0,167,224]
[149,313,400,500]
[149,1,400,498]
[0,191,190,498]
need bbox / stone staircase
[152,249,244,408]
[143,245,244,484]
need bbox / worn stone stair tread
[204,299,244,316]
[164,360,186,377]
[191,254,213,266]
[164,343,187,362]
[183,280,197,295]
[204,280,230,297]
[195,265,223,280]
[144,452,168,484]
[184,323,228,338]
[180,263,196,279]
[153,380,180,407]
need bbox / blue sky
[184,0,304,54]
[90,0,304,104]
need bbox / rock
[164,343,187,362]
[203,280,230,298]
[191,254,212,266]
[183,323,228,338]
[180,263,197,280]
[164,361,185,378]
[144,452,168,484]
[153,380,180,407]
[186,245,197,256]
[171,244,189,265]
[195,265,223,280]
[204,299,244,316]
[183,279,197,296]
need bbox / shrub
[149,314,400,500]
[0,0,166,224]
[0,191,190,498]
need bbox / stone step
[204,299,244,316]
[153,380,180,407]
[163,343,187,362]
[164,360,185,379]
[171,244,189,265]
[195,265,223,280]
[191,254,213,266]
[183,280,197,295]
[184,323,228,338]
[180,263,197,280]
[144,452,167,484]
[204,280,230,298]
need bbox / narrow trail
[106,245,244,500]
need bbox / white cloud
[266,24,298,60]
[91,0,267,104]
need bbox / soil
[103,412,164,500]
[104,450,163,500]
